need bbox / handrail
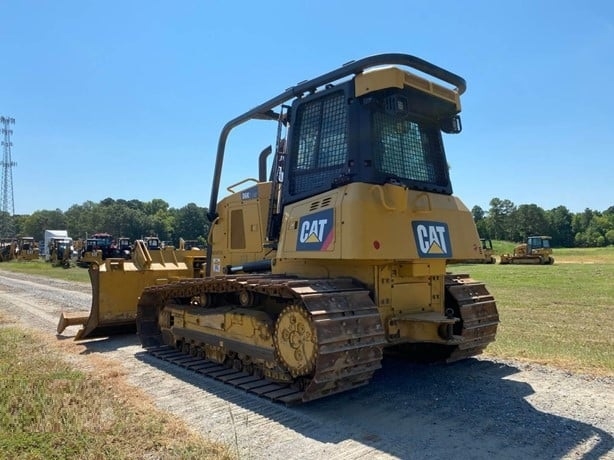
[207,53,466,221]
[227,178,259,193]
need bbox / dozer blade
[57,240,205,341]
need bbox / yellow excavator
[131,53,499,404]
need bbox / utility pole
[1,116,17,236]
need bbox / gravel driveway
[0,270,612,459]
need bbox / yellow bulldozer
[499,235,554,265]
[0,236,41,262]
[16,237,40,261]
[128,53,499,404]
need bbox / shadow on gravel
[71,333,141,353]
[335,354,614,459]
[127,349,613,459]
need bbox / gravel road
[0,270,612,459]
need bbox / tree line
[1,198,210,247]
[473,198,614,247]
[1,196,613,248]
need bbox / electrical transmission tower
[1,116,17,236]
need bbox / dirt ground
[0,270,612,459]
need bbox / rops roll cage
[205,53,466,275]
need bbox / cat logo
[412,221,452,258]
[296,208,334,251]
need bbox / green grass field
[449,245,614,375]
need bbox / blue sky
[1,1,613,215]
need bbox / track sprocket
[274,304,317,377]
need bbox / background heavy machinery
[16,236,40,261]
[178,237,202,251]
[78,233,114,266]
[43,230,72,262]
[134,53,500,404]
[77,233,132,267]
[0,238,16,262]
[116,237,132,259]
[57,239,206,339]
[48,237,74,268]
[499,235,554,265]
[449,237,496,265]
[480,237,496,264]
[0,237,39,261]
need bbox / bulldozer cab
[88,233,115,258]
[526,235,551,254]
[117,237,132,258]
[479,238,496,263]
[78,234,117,266]
[144,236,161,250]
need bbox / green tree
[485,198,516,240]
[471,205,488,237]
[13,214,29,236]
[572,208,594,236]
[546,206,574,247]
[174,203,209,245]
[21,209,67,241]
[510,204,549,241]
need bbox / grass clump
[0,325,233,460]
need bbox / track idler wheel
[274,305,317,378]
